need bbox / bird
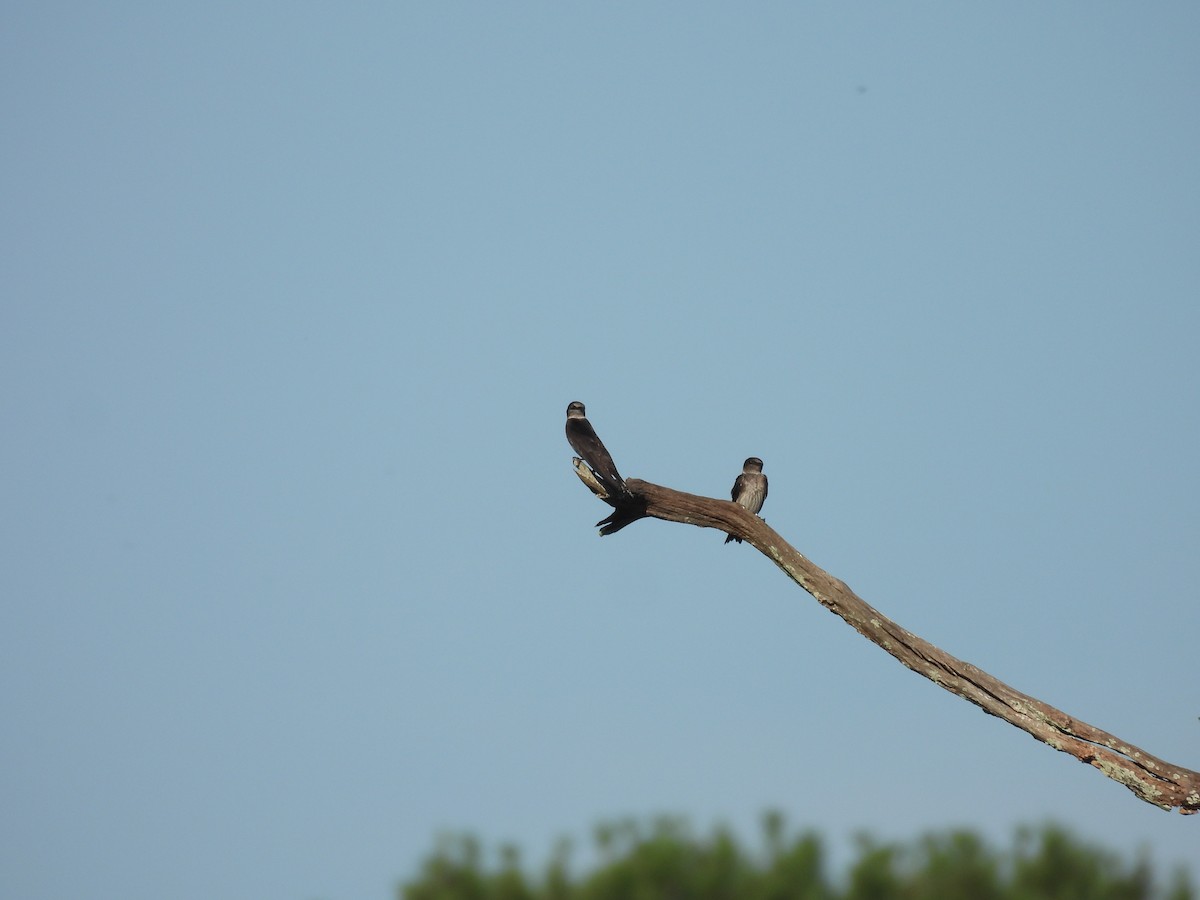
[565,401,627,498]
[725,456,767,544]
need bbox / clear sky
[3,4,1198,899]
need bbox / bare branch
[577,471,1200,815]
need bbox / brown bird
[725,457,767,544]
[565,401,628,498]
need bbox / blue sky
[3,4,1198,899]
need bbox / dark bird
[565,401,627,498]
[725,456,768,544]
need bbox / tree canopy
[401,813,1192,900]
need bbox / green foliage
[400,813,1193,900]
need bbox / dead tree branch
[573,466,1200,815]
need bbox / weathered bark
[576,469,1200,815]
